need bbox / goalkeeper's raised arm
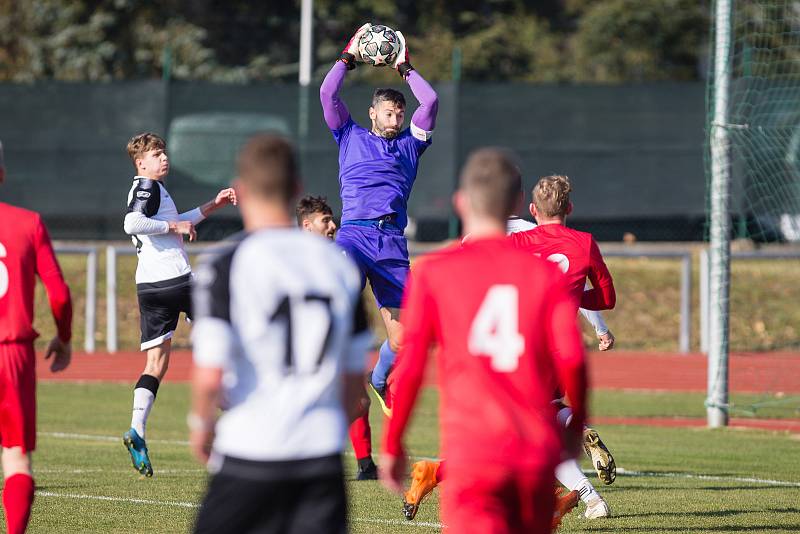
[320,24,439,135]
[393,31,439,137]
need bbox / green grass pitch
[9,382,799,532]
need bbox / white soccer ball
[358,25,400,67]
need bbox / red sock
[3,473,34,534]
[348,412,372,460]
[436,460,446,483]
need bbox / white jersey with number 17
[192,229,371,463]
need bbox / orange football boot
[551,487,580,530]
[402,460,441,520]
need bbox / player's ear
[566,202,573,216]
[302,219,312,231]
[369,106,377,121]
[452,190,468,220]
[529,202,536,218]
[0,167,5,185]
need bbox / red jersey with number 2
[383,236,587,470]
[508,224,615,312]
[0,202,72,344]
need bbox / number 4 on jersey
[468,285,524,372]
[0,242,8,299]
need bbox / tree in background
[567,0,708,82]
[0,0,709,83]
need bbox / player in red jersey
[508,174,615,313]
[0,140,73,534]
[511,175,615,517]
[380,148,588,534]
[400,175,617,523]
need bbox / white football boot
[584,495,611,519]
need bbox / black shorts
[136,273,193,350]
[194,454,347,534]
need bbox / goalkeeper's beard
[372,123,400,140]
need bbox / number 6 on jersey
[468,285,525,372]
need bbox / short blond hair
[459,147,522,220]
[126,133,166,168]
[533,175,572,218]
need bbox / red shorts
[0,343,37,452]
[442,463,555,534]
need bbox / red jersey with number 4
[508,224,615,312]
[383,237,587,470]
[0,202,72,344]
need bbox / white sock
[556,459,599,504]
[131,388,155,439]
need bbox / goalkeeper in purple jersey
[320,24,438,407]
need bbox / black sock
[358,457,375,471]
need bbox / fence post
[680,253,692,353]
[106,246,117,353]
[85,248,97,353]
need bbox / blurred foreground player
[321,23,439,413]
[190,136,371,534]
[0,140,73,534]
[121,133,236,477]
[380,148,588,534]
[297,195,378,480]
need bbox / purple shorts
[336,224,410,309]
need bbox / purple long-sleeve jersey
[320,61,439,230]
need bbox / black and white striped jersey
[124,176,205,284]
[192,228,371,462]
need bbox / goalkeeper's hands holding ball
[391,30,414,79]
[340,23,372,69]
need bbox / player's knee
[1,448,31,478]
[387,335,402,354]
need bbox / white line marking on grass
[40,431,189,446]
[41,432,800,489]
[35,468,204,474]
[352,518,442,529]
[35,491,199,508]
[34,492,444,529]
[612,468,800,488]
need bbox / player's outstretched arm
[579,307,608,335]
[579,307,615,351]
[189,365,222,464]
[189,253,238,463]
[380,270,435,494]
[34,215,72,352]
[195,187,237,219]
[580,239,616,311]
[392,33,439,134]
[320,24,370,130]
